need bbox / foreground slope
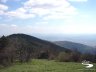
[0,59,96,72]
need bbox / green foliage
[38,51,49,59]
[0,35,8,49]
[57,52,72,62]
[0,33,71,67]
[80,53,96,62]
[0,35,9,66]
[56,51,96,63]
[0,59,96,72]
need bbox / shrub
[57,52,72,62]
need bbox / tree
[56,49,81,62]
[15,38,33,63]
[0,36,9,66]
[38,50,49,59]
[80,53,95,62]
[0,35,8,50]
[70,49,81,62]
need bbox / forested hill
[7,34,70,53]
[0,34,71,64]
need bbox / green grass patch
[0,59,96,72]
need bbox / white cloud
[11,24,17,27]
[31,23,96,34]
[6,7,35,19]
[0,24,22,35]
[0,10,4,15]
[23,0,78,19]
[43,6,77,20]
[1,21,96,35]
[27,8,50,16]
[14,0,21,1]
[0,4,8,10]
[36,21,48,25]
[0,24,17,28]
[0,0,21,3]
[68,0,88,2]
[0,0,78,19]
[0,4,8,15]
[0,0,35,19]
[24,0,70,7]
[0,0,8,3]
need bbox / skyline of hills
[4,33,71,59]
[5,33,96,54]
[54,41,96,54]
[0,33,96,66]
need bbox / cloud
[6,8,35,19]
[0,24,17,29]
[0,0,21,3]
[23,0,78,19]
[0,24,38,35]
[0,4,8,16]
[0,4,8,10]
[0,0,8,3]
[0,0,36,19]
[11,24,17,27]
[36,21,48,25]
[1,20,96,35]
[0,0,78,19]
[31,23,96,34]
[68,0,88,2]
[43,6,77,20]
[0,24,26,35]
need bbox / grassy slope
[0,59,96,72]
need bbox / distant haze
[34,34,96,47]
[0,33,96,47]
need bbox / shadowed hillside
[54,41,96,54]
[0,34,71,66]
[7,34,71,55]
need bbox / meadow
[0,59,96,72]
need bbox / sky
[0,0,96,36]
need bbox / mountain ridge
[3,33,71,59]
[53,41,96,54]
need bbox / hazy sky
[0,0,96,35]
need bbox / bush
[70,52,81,62]
[57,52,72,62]
[80,53,95,62]
[38,51,49,59]
[56,51,81,62]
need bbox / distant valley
[36,34,96,47]
[53,41,96,54]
